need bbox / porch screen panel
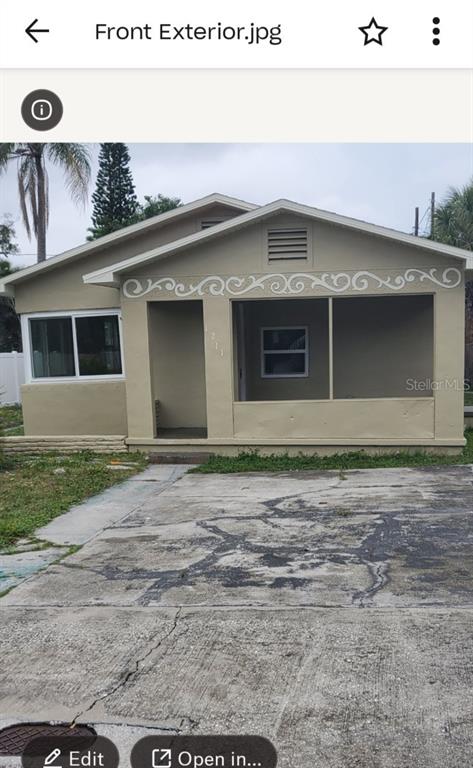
[75,315,122,376]
[30,317,75,378]
[332,295,434,399]
[234,299,329,401]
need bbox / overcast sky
[1,143,472,268]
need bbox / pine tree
[88,143,138,239]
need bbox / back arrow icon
[25,19,50,43]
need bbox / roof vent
[268,228,308,260]
[201,218,225,230]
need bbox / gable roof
[83,199,472,288]
[0,193,257,296]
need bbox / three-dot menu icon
[432,17,441,46]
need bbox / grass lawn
[0,404,23,431]
[0,451,147,550]
[192,429,473,474]
[4,426,24,436]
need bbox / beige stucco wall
[233,398,435,440]
[434,287,465,440]
[120,300,156,439]
[21,381,127,435]
[131,213,461,279]
[15,209,466,446]
[333,295,433,398]
[121,211,463,445]
[16,202,242,440]
[149,301,207,429]
[203,298,235,438]
[14,203,244,315]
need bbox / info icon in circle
[21,89,63,131]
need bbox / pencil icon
[44,748,61,765]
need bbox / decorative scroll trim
[122,268,462,299]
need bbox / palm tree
[0,143,91,262]
[433,181,473,250]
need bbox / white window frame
[261,326,309,379]
[21,309,125,384]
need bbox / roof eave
[465,262,473,281]
[83,200,470,286]
[84,272,119,288]
[0,281,15,297]
[2,193,258,294]
[83,204,276,285]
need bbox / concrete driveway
[2,463,473,767]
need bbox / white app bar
[1,0,472,69]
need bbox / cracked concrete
[71,607,185,725]
[2,464,473,767]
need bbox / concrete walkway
[0,465,189,593]
[36,464,190,545]
[2,464,473,767]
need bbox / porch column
[434,284,465,441]
[121,299,156,439]
[203,297,234,438]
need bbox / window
[27,311,123,380]
[267,228,308,260]
[30,317,75,378]
[261,327,308,378]
[76,315,122,375]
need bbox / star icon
[359,17,388,46]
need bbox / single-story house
[0,193,471,455]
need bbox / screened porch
[233,295,434,402]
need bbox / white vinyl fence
[0,352,25,404]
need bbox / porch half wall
[233,399,434,440]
